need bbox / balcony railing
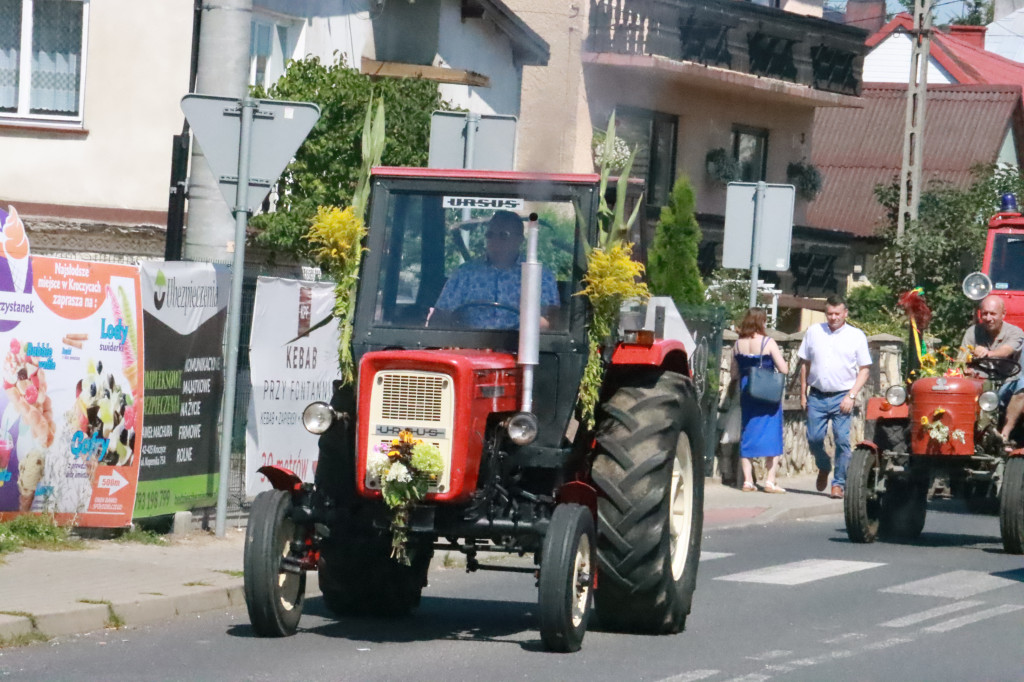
[587,0,868,96]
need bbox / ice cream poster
[0,206,144,527]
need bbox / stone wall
[715,330,904,483]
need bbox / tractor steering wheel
[452,301,520,328]
[968,355,1021,381]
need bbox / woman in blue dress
[728,308,789,493]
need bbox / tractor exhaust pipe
[518,212,541,414]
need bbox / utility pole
[896,0,933,241]
[184,0,253,263]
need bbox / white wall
[863,33,955,83]
[2,0,193,212]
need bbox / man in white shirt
[798,295,873,499]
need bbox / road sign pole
[748,181,766,308]
[216,98,256,537]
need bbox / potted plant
[705,148,740,184]
[786,159,823,200]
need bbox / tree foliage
[648,175,705,305]
[248,55,449,259]
[872,164,1024,344]
[846,284,903,336]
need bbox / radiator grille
[379,373,445,422]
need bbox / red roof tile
[808,84,1023,237]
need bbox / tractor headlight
[979,391,1000,413]
[506,412,539,445]
[884,385,907,407]
[302,402,336,434]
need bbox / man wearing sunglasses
[430,210,560,329]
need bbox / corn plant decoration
[305,97,385,385]
[577,113,649,426]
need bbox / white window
[249,17,298,90]
[0,0,88,123]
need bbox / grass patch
[115,526,168,545]
[183,580,211,587]
[78,599,124,629]
[215,569,244,578]
[0,631,49,648]
[0,514,82,557]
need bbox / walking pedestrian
[729,308,789,493]
[798,294,872,499]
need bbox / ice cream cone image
[3,339,55,448]
[17,448,44,511]
[1,206,31,294]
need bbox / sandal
[763,482,787,494]
[742,483,757,492]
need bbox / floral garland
[920,408,966,445]
[914,345,970,379]
[367,430,444,565]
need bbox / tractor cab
[978,192,1024,328]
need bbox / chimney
[948,25,987,50]
[845,0,886,34]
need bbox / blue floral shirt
[435,260,559,329]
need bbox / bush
[648,176,705,305]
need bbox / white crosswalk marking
[879,600,984,628]
[699,551,732,562]
[657,670,720,682]
[721,675,771,682]
[747,649,792,661]
[882,570,1018,599]
[715,559,884,585]
[921,604,1024,633]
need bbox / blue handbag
[744,337,785,404]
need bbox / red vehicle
[242,168,706,652]
[845,195,1024,552]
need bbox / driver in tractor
[428,210,560,330]
[959,294,1024,444]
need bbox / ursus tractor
[242,168,706,652]
[845,195,1024,552]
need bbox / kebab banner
[0,206,143,527]
[136,262,228,518]
[245,277,339,497]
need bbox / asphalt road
[2,505,1022,682]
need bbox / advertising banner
[245,277,338,496]
[0,206,144,527]
[136,262,228,517]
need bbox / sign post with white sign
[723,182,796,308]
[181,95,320,536]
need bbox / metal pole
[749,181,766,309]
[215,98,255,537]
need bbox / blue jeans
[806,391,852,489]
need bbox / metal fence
[677,304,728,475]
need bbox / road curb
[704,501,842,529]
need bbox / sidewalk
[0,473,841,644]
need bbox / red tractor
[844,195,1024,552]
[242,168,706,652]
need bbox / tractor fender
[257,465,303,492]
[556,480,598,517]
[855,441,880,454]
[609,339,690,376]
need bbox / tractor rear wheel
[318,530,433,617]
[880,476,928,540]
[538,503,595,653]
[845,447,881,543]
[999,456,1024,554]
[244,490,306,637]
[591,371,705,634]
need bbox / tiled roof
[808,84,1023,238]
[868,13,1024,87]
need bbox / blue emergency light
[1001,192,1019,213]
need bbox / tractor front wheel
[592,371,705,634]
[538,503,595,653]
[999,456,1024,554]
[845,447,881,543]
[243,490,306,637]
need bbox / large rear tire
[318,531,433,617]
[244,490,306,637]
[999,457,1024,554]
[592,371,705,634]
[880,476,927,540]
[539,503,595,653]
[845,447,881,543]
